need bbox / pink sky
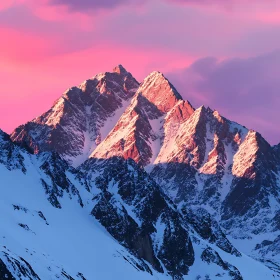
[0,0,280,144]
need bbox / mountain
[150,106,280,269]
[1,65,280,279]
[11,65,139,167]
[91,71,194,167]
[0,131,275,280]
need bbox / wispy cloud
[48,0,147,12]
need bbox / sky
[0,0,279,144]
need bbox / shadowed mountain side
[77,156,244,279]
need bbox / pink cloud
[44,0,280,15]
[47,0,147,12]
[254,11,280,24]
[0,0,28,11]
[0,0,17,11]
[26,0,92,29]
[0,27,56,62]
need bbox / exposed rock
[11,66,139,167]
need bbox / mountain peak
[144,71,176,88]
[113,64,128,75]
[137,71,183,113]
[197,105,206,111]
[194,105,212,118]
[147,70,164,78]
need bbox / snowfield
[0,162,168,279]
[0,155,278,279]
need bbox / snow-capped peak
[10,67,139,167]
[137,71,183,113]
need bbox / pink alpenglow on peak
[10,66,139,167]
[113,64,128,75]
[90,70,194,166]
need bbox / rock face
[151,106,248,208]
[0,248,40,280]
[2,65,280,279]
[11,65,139,167]
[0,129,26,172]
[222,131,279,233]
[91,71,194,166]
[0,126,246,280]
[79,157,196,278]
[150,105,280,266]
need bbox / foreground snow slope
[0,146,277,279]
[0,159,169,280]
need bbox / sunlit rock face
[11,65,139,167]
[91,71,194,166]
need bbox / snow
[188,235,278,280]
[0,160,168,280]
[145,115,165,171]
[152,214,165,253]
[69,105,96,167]
[199,123,215,174]
[4,66,280,280]
[215,242,278,280]
[99,97,133,141]
[107,179,142,226]
[1,155,278,280]
[154,103,193,164]
[229,121,248,143]
[91,113,139,159]
[71,97,134,167]
[219,142,235,201]
[44,98,65,127]
[232,130,259,177]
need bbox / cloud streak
[46,0,272,13]
[48,0,146,11]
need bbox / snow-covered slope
[1,130,278,279]
[0,131,167,279]
[0,170,170,279]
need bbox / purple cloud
[47,0,267,12]
[48,0,146,11]
[167,51,280,145]
[166,0,263,6]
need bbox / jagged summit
[11,67,139,166]
[112,64,128,75]
[90,69,195,166]
[138,70,183,113]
